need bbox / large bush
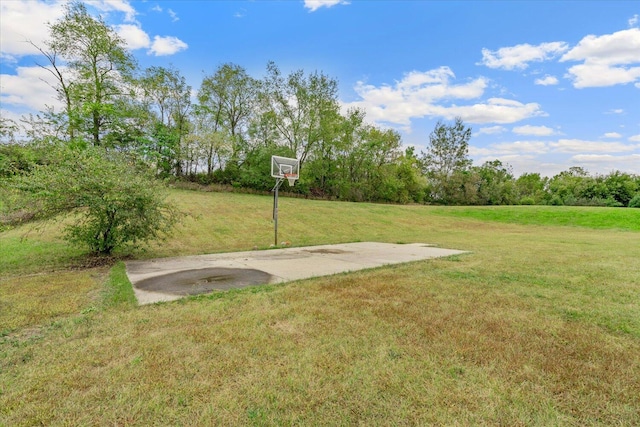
[629,194,640,208]
[5,145,181,255]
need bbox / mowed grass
[1,189,639,425]
[429,204,640,231]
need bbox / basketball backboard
[271,155,299,186]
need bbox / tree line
[2,1,639,209]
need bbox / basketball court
[126,242,468,305]
[126,157,468,305]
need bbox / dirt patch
[134,268,272,295]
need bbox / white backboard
[271,155,300,179]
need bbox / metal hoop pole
[272,178,284,246]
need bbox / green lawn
[429,204,640,231]
[1,190,639,425]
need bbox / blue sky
[1,0,639,177]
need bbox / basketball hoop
[284,173,298,186]
[271,155,300,246]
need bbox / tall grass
[1,189,639,425]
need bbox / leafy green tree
[259,62,340,166]
[197,63,257,174]
[421,118,473,204]
[302,107,364,199]
[474,160,517,205]
[46,1,137,146]
[187,106,231,177]
[355,126,405,202]
[327,117,404,202]
[515,172,548,204]
[139,66,191,176]
[394,147,427,203]
[5,145,180,255]
[602,171,638,207]
[548,167,597,206]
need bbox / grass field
[1,189,639,425]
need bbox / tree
[300,107,359,198]
[258,61,340,166]
[0,117,19,144]
[421,118,472,204]
[5,145,180,255]
[474,160,517,205]
[197,63,257,173]
[602,171,638,207]
[515,172,548,204]
[548,167,594,206]
[46,1,137,146]
[139,66,192,176]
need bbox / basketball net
[284,173,297,186]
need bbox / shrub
[550,195,564,206]
[519,197,535,205]
[5,145,181,255]
[604,198,623,208]
[629,194,640,208]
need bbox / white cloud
[0,66,62,111]
[476,126,506,135]
[549,139,636,153]
[91,0,137,23]
[470,152,568,177]
[151,5,163,13]
[1,1,186,60]
[149,36,188,56]
[469,141,556,177]
[469,137,640,177]
[479,42,568,70]
[564,63,640,88]
[534,75,559,86]
[431,98,545,124]
[116,25,187,56]
[630,14,639,27]
[495,141,549,154]
[569,153,640,174]
[115,24,151,50]
[168,8,179,22]
[560,30,640,63]
[0,0,65,59]
[560,28,640,88]
[629,134,640,142]
[602,132,622,138]
[606,109,624,114]
[304,0,350,12]
[470,141,549,157]
[512,125,555,136]
[344,67,544,128]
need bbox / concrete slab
[125,242,468,305]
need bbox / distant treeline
[2,143,639,208]
[1,1,639,208]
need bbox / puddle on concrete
[134,267,272,295]
[304,249,350,254]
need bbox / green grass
[429,204,640,231]
[1,190,639,425]
[101,262,137,309]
